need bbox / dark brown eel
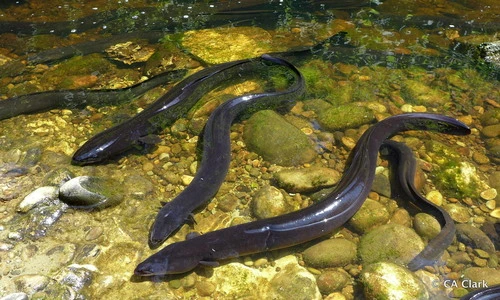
[380,140,456,271]
[134,113,470,276]
[147,55,305,248]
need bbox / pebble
[413,213,441,240]
[456,224,496,254]
[443,203,470,223]
[85,226,104,241]
[273,167,341,193]
[0,293,28,300]
[13,274,50,294]
[490,208,500,218]
[480,188,497,200]
[251,186,289,219]
[426,190,443,206]
[481,124,500,138]
[196,281,216,296]
[17,186,59,213]
[303,239,357,268]
[472,152,490,164]
[316,270,350,294]
[181,175,194,185]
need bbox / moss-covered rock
[425,140,489,198]
[401,79,449,106]
[359,224,424,266]
[317,103,375,131]
[348,199,390,233]
[361,262,429,300]
[243,110,317,166]
[303,238,357,268]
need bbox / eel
[380,140,456,271]
[461,285,500,300]
[71,55,299,165]
[148,55,305,248]
[0,69,186,121]
[134,113,470,276]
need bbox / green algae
[317,104,375,131]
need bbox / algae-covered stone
[243,110,317,166]
[348,199,390,233]
[273,167,341,193]
[317,104,375,131]
[303,239,357,268]
[401,79,449,106]
[462,267,500,287]
[413,213,441,240]
[361,262,429,300]
[59,176,124,209]
[316,270,350,294]
[425,140,489,198]
[269,263,320,300]
[182,27,273,64]
[359,224,425,266]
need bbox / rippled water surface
[0,1,499,299]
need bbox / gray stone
[59,176,124,209]
[456,224,496,254]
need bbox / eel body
[0,69,186,121]
[134,113,470,276]
[148,55,305,248]
[71,55,290,165]
[461,285,500,300]
[380,140,456,270]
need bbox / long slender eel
[0,69,186,121]
[72,56,289,164]
[460,285,500,300]
[380,140,456,270]
[148,55,305,248]
[134,113,470,276]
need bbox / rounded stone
[59,176,124,209]
[426,190,443,206]
[348,199,390,233]
[480,188,497,201]
[17,186,59,213]
[361,262,428,299]
[273,167,341,193]
[303,238,357,268]
[443,203,470,223]
[243,110,317,166]
[413,213,441,240]
[251,186,289,219]
[316,270,350,294]
[359,224,425,266]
